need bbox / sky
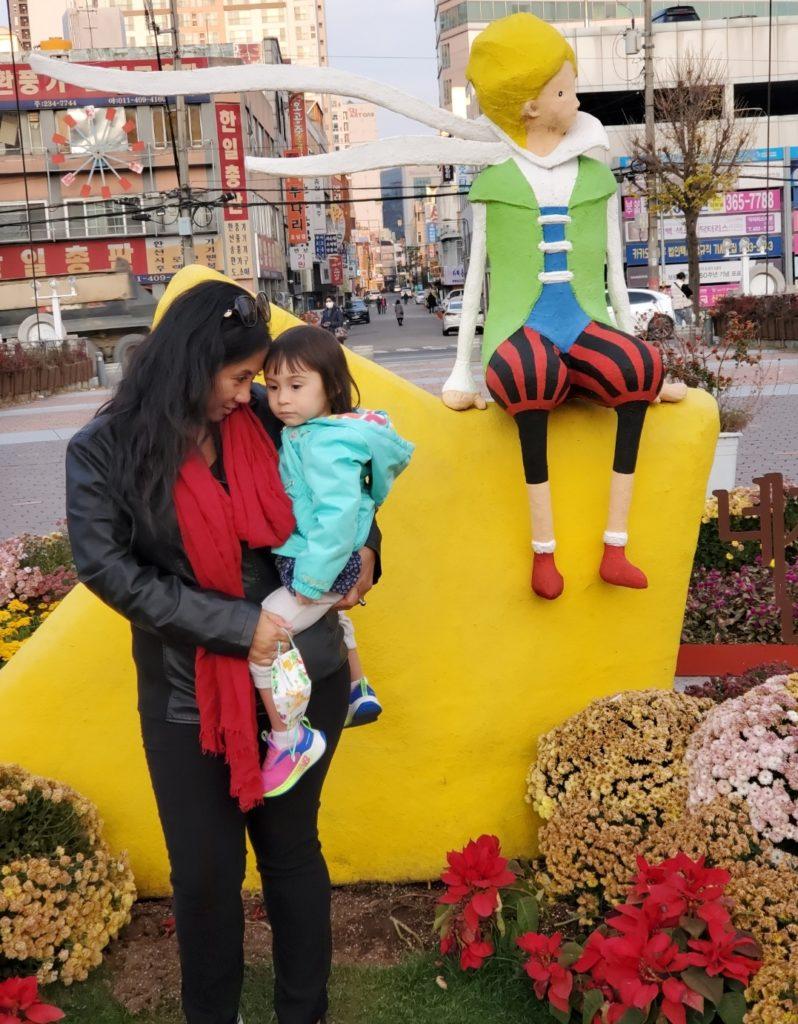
[324,0,439,139]
[0,2,442,139]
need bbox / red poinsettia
[0,978,64,1024]
[681,919,762,985]
[632,854,731,929]
[660,977,705,1024]
[439,834,516,902]
[602,930,691,1011]
[517,931,574,1012]
[460,936,494,970]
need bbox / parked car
[653,5,699,21]
[414,291,428,305]
[344,299,370,325]
[606,288,674,336]
[442,299,485,336]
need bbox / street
[1,314,797,537]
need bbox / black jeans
[140,662,350,1024]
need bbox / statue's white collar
[490,112,610,168]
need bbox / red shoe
[600,545,648,589]
[532,552,564,600]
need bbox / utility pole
[643,0,659,290]
[168,0,195,265]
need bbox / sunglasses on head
[222,291,271,327]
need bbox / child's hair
[264,324,360,414]
[466,14,577,147]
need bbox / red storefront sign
[328,254,343,286]
[0,237,220,282]
[284,148,308,246]
[288,94,308,156]
[0,59,209,110]
[215,102,247,222]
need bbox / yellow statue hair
[466,14,577,147]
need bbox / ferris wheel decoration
[50,106,146,199]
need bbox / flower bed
[435,676,798,1022]
[679,488,798,670]
[0,531,76,668]
[0,342,93,403]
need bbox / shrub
[694,490,798,573]
[0,765,136,985]
[685,675,798,863]
[684,663,794,703]
[0,532,76,610]
[0,600,61,668]
[681,562,798,644]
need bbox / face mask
[325,300,334,308]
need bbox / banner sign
[288,94,309,155]
[627,212,782,243]
[314,233,327,260]
[0,236,220,282]
[328,254,343,286]
[223,220,254,282]
[626,234,783,266]
[622,188,782,221]
[0,59,209,110]
[289,244,309,271]
[285,149,308,246]
[215,102,247,222]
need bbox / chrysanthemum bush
[509,674,798,1022]
[0,531,75,667]
[682,488,798,645]
[0,764,136,985]
[685,675,798,861]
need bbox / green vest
[469,156,617,366]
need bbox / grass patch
[46,953,550,1024]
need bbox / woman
[65,266,380,1024]
[394,299,404,327]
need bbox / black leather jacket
[65,385,380,724]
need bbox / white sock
[532,539,556,554]
[269,726,300,749]
[603,531,628,547]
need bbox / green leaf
[549,1005,572,1024]
[516,895,539,933]
[559,941,584,967]
[433,904,453,934]
[679,915,708,939]
[618,1009,646,1024]
[717,991,746,1024]
[581,988,604,1024]
[682,968,725,1007]
[495,909,506,937]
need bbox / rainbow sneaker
[261,724,327,798]
[344,679,382,729]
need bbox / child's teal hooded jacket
[273,409,414,599]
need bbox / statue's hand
[441,389,487,411]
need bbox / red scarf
[173,404,295,811]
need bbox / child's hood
[293,410,414,506]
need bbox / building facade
[63,6,127,50]
[0,42,291,332]
[7,0,64,52]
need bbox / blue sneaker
[344,679,382,728]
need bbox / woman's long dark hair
[100,280,270,512]
[263,325,360,414]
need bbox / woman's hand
[248,611,292,666]
[334,547,376,610]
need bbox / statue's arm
[606,193,634,335]
[441,202,487,411]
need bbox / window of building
[65,198,145,239]
[440,42,450,69]
[442,79,452,107]
[55,107,138,154]
[0,200,48,243]
[0,111,43,154]
[734,79,798,117]
[153,105,203,148]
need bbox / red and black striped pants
[485,321,664,484]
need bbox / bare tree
[628,54,754,319]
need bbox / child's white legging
[249,587,356,690]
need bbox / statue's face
[523,61,580,136]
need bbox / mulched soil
[106,884,441,1015]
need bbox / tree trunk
[684,210,702,322]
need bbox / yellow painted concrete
[0,358,718,896]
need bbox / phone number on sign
[723,190,779,213]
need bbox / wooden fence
[0,358,94,402]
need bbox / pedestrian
[254,324,414,795]
[670,272,693,327]
[320,297,344,333]
[426,290,437,315]
[65,266,382,1024]
[394,299,404,326]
